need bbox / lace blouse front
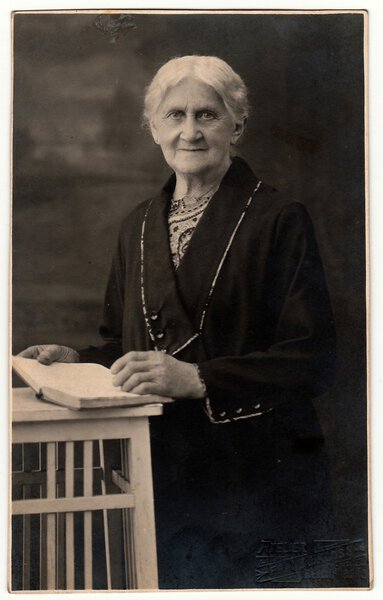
[168,193,213,269]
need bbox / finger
[18,346,40,358]
[58,346,78,363]
[18,345,52,359]
[36,350,56,365]
[112,361,152,387]
[111,351,152,374]
[120,371,154,392]
[36,344,63,365]
[129,381,159,396]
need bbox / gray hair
[143,55,249,128]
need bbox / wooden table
[12,387,165,591]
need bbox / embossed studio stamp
[255,539,367,584]
[94,14,137,43]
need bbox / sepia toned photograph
[10,9,369,592]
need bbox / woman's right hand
[18,344,80,365]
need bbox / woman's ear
[231,117,247,144]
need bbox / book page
[12,356,140,399]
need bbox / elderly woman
[21,56,336,589]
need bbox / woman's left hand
[110,351,206,399]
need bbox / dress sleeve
[77,226,125,367]
[196,202,336,423]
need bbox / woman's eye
[168,111,184,120]
[198,111,216,120]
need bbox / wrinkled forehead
[158,77,227,113]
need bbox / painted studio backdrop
[12,11,368,589]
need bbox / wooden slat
[40,477,47,589]
[101,440,126,589]
[36,444,47,590]
[125,421,159,589]
[40,513,47,589]
[98,441,112,590]
[121,440,136,589]
[20,444,30,591]
[56,484,65,589]
[14,417,164,445]
[22,485,31,590]
[83,441,93,590]
[13,492,135,515]
[111,469,131,494]
[13,388,164,424]
[46,442,56,590]
[65,442,75,590]
[127,511,136,589]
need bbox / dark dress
[79,157,336,589]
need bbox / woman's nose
[180,116,202,142]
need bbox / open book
[12,356,173,410]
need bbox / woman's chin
[170,157,222,178]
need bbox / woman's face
[151,78,244,179]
